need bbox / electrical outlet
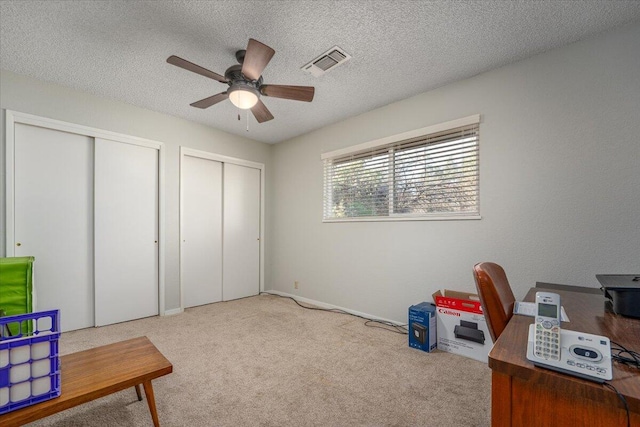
[294,281,299,289]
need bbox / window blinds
[323,119,479,220]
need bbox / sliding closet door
[181,155,223,308]
[223,163,260,301]
[94,138,159,326]
[13,124,94,332]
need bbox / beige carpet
[27,295,491,426]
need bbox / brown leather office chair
[473,262,516,342]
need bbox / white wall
[2,22,639,325]
[269,23,640,323]
[0,70,272,312]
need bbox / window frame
[321,115,481,223]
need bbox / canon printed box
[432,290,494,363]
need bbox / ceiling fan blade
[261,85,315,102]
[190,92,229,109]
[251,99,274,123]
[241,39,275,81]
[167,55,227,83]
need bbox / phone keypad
[534,319,560,361]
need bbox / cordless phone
[526,291,613,382]
[533,292,561,361]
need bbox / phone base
[526,324,613,383]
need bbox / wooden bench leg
[135,384,143,401]
[143,380,160,427]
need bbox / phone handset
[533,292,561,361]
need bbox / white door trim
[4,110,167,316]
[179,147,265,311]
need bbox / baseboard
[262,290,405,326]
[163,307,184,316]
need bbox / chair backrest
[473,262,516,342]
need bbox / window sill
[322,214,481,223]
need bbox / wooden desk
[489,288,640,427]
[0,336,173,427]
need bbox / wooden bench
[0,336,173,427]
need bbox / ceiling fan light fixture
[168,38,315,123]
[228,85,259,109]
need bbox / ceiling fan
[167,39,315,123]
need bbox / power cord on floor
[260,292,408,335]
[603,382,630,427]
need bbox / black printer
[596,274,640,318]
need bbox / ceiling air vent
[301,46,351,77]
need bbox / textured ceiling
[1,1,640,144]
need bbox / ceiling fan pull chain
[237,106,241,121]
[246,109,250,132]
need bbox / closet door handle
[16,242,22,247]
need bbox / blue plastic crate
[0,310,61,414]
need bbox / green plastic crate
[0,257,35,335]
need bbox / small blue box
[408,302,437,352]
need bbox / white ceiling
[1,1,640,144]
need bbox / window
[322,115,480,221]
